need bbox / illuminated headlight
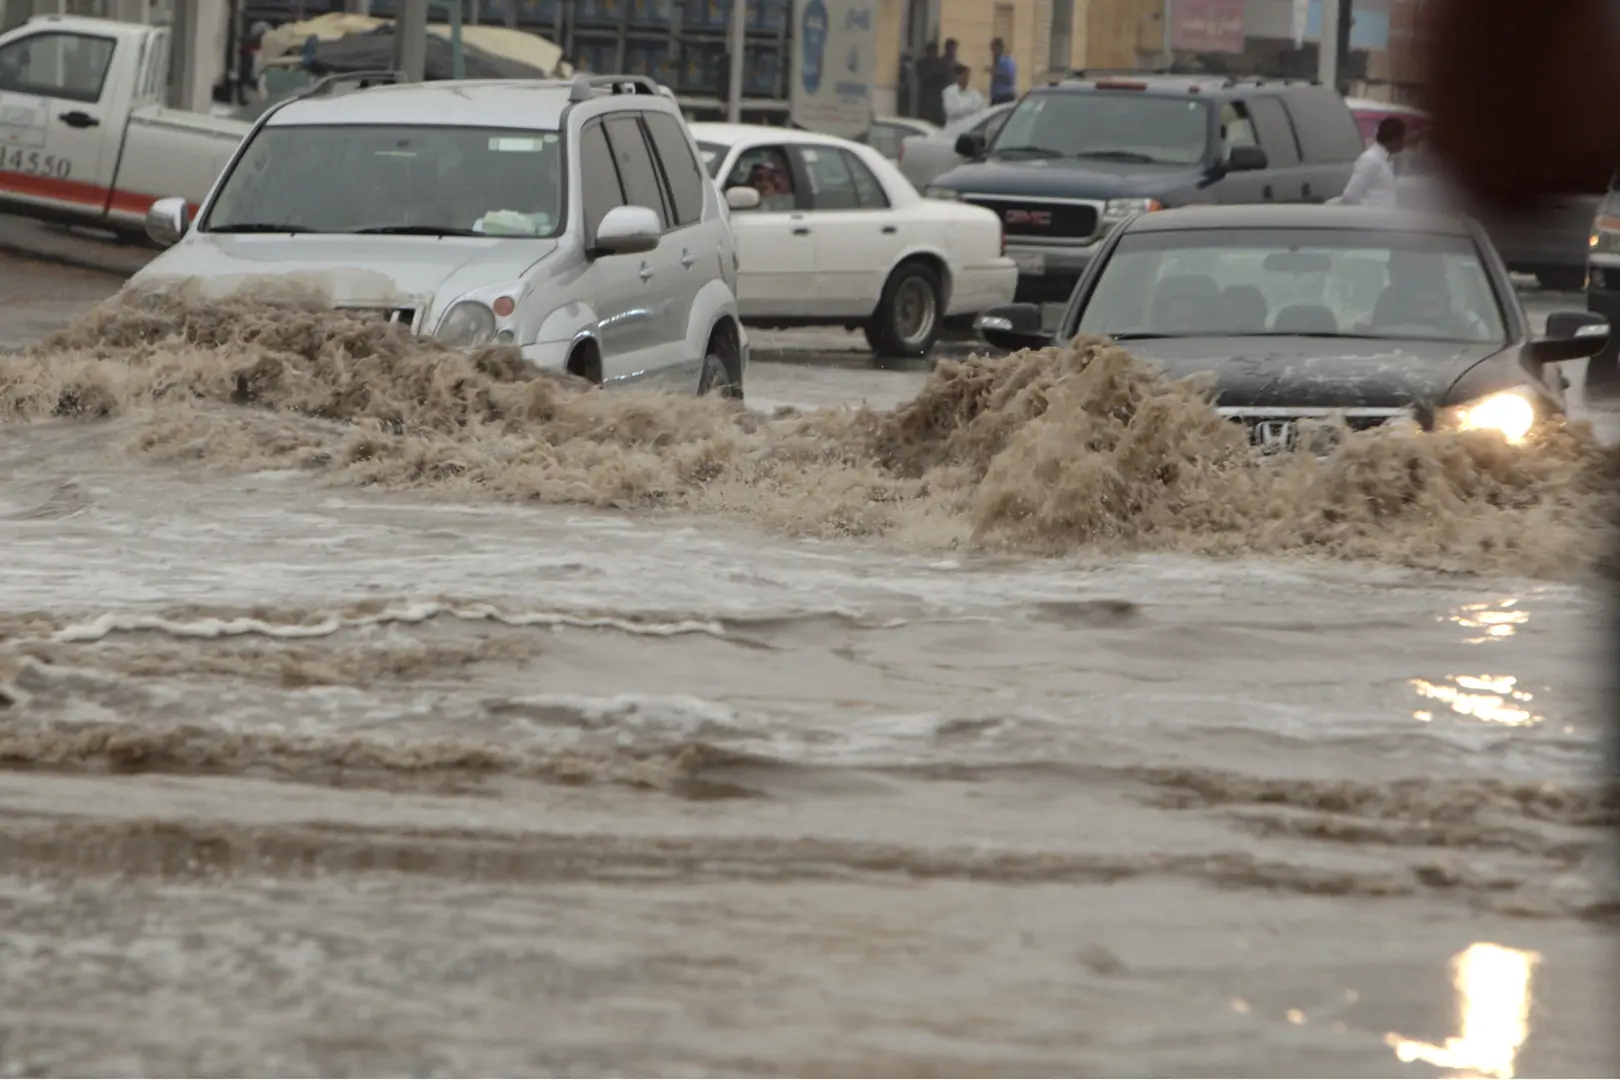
[1103,197,1163,218]
[434,301,497,348]
[1438,387,1539,444]
[1590,213,1620,255]
[924,186,961,201]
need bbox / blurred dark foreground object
[1422,0,1620,211]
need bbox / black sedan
[974,205,1609,448]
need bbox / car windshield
[1073,227,1508,345]
[989,92,1211,165]
[203,124,565,237]
[697,141,728,178]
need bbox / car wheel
[696,329,744,400]
[867,261,943,359]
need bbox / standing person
[1338,116,1406,207]
[917,39,955,126]
[988,37,1016,105]
[942,63,984,124]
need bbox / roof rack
[568,73,669,101]
[296,70,407,99]
[1219,74,1321,88]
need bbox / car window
[1219,102,1259,157]
[994,91,1212,166]
[604,115,668,229]
[722,145,800,211]
[697,141,727,177]
[1278,86,1365,162]
[642,110,705,228]
[1244,96,1301,167]
[0,31,115,104]
[866,122,902,159]
[204,122,568,237]
[799,145,860,210]
[841,149,890,209]
[578,121,625,242]
[1073,227,1507,345]
[980,107,1011,141]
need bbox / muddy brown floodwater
[0,266,1617,1078]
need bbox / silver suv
[135,73,748,398]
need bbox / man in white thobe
[1339,116,1407,207]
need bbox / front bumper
[1004,239,1103,304]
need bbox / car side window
[980,108,1010,142]
[579,121,627,243]
[0,31,116,104]
[866,122,901,159]
[723,145,801,211]
[603,114,669,229]
[841,149,890,209]
[642,110,705,228]
[798,145,860,210]
[1219,102,1259,157]
[1243,96,1302,167]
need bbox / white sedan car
[691,122,1018,358]
[898,102,1015,191]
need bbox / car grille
[1218,407,1409,451]
[962,197,1100,242]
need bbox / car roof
[266,78,675,129]
[689,122,854,148]
[1123,204,1475,235]
[1045,74,1322,99]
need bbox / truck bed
[108,106,251,228]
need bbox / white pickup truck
[0,14,249,239]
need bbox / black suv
[925,72,1366,302]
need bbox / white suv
[134,73,749,398]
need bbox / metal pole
[726,0,744,121]
[1160,0,1173,69]
[394,0,428,81]
[1317,0,1339,88]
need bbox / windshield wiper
[207,223,316,234]
[348,225,485,236]
[1073,150,1163,164]
[1107,332,1183,341]
[992,144,1066,158]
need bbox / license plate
[1011,251,1045,276]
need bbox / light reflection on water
[1446,600,1529,644]
[1411,674,1539,727]
[1385,942,1539,1079]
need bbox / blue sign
[800,0,829,95]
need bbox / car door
[0,28,117,216]
[790,143,903,316]
[1210,101,1279,205]
[601,113,685,374]
[719,142,816,318]
[635,109,714,365]
[1242,95,1309,202]
[576,118,658,381]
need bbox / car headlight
[1590,213,1620,255]
[924,186,961,201]
[1104,197,1163,218]
[434,301,497,348]
[1437,387,1539,444]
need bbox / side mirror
[591,204,661,257]
[1225,145,1268,172]
[974,303,1052,352]
[955,132,986,159]
[1532,309,1610,362]
[725,185,760,211]
[145,196,190,247]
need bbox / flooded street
[1,260,1616,1077]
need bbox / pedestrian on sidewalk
[988,37,1017,105]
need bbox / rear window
[1277,87,1365,162]
[697,141,727,178]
